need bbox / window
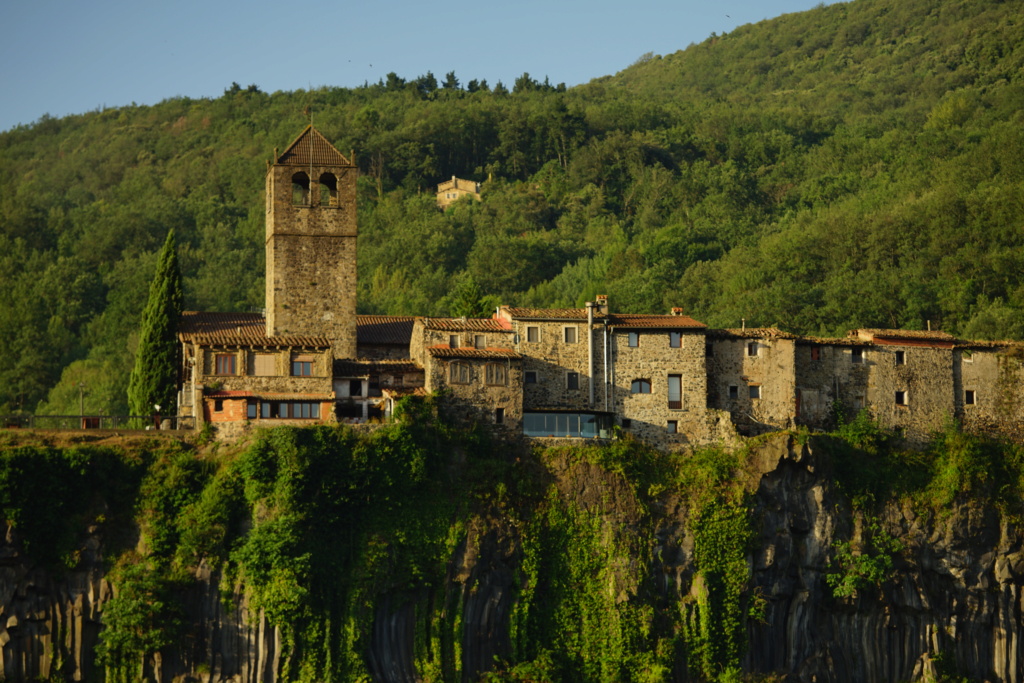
[262,401,321,419]
[621,418,632,429]
[667,420,678,434]
[706,343,715,357]
[215,354,236,375]
[567,372,580,390]
[747,342,759,357]
[525,371,537,384]
[247,402,257,419]
[319,172,337,206]
[527,326,539,343]
[895,350,906,366]
[965,390,976,405]
[449,335,459,348]
[669,332,682,348]
[668,374,682,409]
[214,399,224,412]
[851,348,863,364]
[963,350,974,363]
[628,332,639,347]
[895,390,908,406]
[810,346,821,362]
[253,353,275,376]
[485,363,507,386]
[728,385,739,400]
[564,326,577,344]
[292,355,313,376]
[349,379,363,397]
[495,408,505,425]
[449,362,471,384]
[631,379,651,394]
[292,172,310,205]
[474,334,486,349]
[749,385,761,400]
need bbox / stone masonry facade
[176,127,1024,448]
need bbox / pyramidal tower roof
[275,125,352,167]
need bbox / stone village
[177,126,1024,448]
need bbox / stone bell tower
[265,126,358,358]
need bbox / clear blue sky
[0,0,844,133]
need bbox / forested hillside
[2,0,1023,416]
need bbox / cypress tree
[127,229,183,418]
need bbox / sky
[0,0,844,133]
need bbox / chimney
[595,294,609,316]
[671,307,683,316]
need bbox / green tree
[126,229,183,418]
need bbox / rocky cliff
[1,427,1021,682]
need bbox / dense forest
[1,0,1023,416]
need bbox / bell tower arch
[265,126,358,358]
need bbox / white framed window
[895,390,908,406]
[564,326,577,344]
[965,390,976,405]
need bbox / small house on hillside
[436,176,481,208]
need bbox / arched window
[631,379,651,394]
[449,362,471,385]
[292,172,310,205]
[319,172,337,206]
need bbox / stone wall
[865,344,953,442]
[196,347,333,396]
[960,347,1024,440]
[265,159,358,358]
[794,342,871,428]
[609,329,707,449]
[511,320,607,412]
[424,357,523,435]
[708,336,796,435]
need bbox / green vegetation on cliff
[3,405,1024,681]
[3,0,1024,414]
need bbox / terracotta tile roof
[427,347,522,360]
[503,307,593,321]
[421,317,511,332]
[357,315,415,345]
[334,359,423,377]
[276,126,352,167]
[796,336,873,347]
[852,328,957,342]
[178,312,330,348]
[609,314,706,329]
[955,340,1024,350]
[709,327,797,339]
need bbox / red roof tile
[709,327,796,339]
[334,359,422,377]
[421,317,511,332]
[852,328,956,342]
[178,312,330,347]
[427,347,522,360]
[276,126,352,167]
[503,307,592,320]
[357,315,415,345]
[205,390,334,400]
[609,314,706,329]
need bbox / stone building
[436,176,481,209]
[176,125,1024,448]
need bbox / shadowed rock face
[1,436,1022,682]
